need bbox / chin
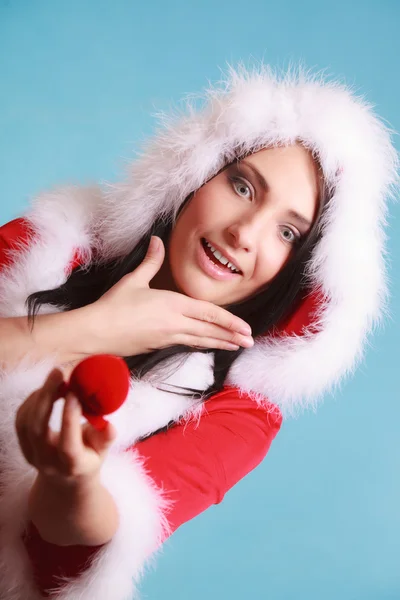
[178,279,214,301]
[173,270,213,300]
[177,276,241,307]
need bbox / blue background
[1,1,399,599]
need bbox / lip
[196,238,242,281]
[204,238,242,274]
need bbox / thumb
[132,236,165,285]
[83,421,117,456]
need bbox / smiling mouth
[201,238,242,274]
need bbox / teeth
[205,240,239,273]
[214,250,227,264]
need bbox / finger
[15,391,40,465]
[15,384,50,464]
[179,333,241,351]
[58,392,84,461]
[25,370,64,467]
[183,299,252,336]
[128,236,165,286]
[180,316,254,348]
[15,370,64,467]
[34,368,65,438]
[82,421,117,456]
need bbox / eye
[231,177,253,200]
[280,226,301,245]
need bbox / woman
[0,65,397,600]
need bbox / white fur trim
[0,186,99,317]
[94,64,398,414]
[0,452,171,600]
[53,450,171,600]
[0,363,173,600]
[97,66,398,260]
[0,471,42,600]
[0,354,211,600]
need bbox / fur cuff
[0,449,171,600]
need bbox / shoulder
[201,385,282,425]
[0,218,35,269]
[0,217,34,247]
[138,386,282,463]
[0,211,88,274]
[192,385,283,459]
[191,386,282,481]
[138,385,283,466]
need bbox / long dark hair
[27,158,329,405]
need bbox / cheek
[256,241,291,285]
[174,189,223,240]
[186,190,222,228]
[167,194,214,278]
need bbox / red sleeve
[22,389,282,596]
[0,218,34,269]
[0,217,83,273]
[135,387,282,533]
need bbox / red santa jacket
[0,217,282,597]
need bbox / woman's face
[160,144,320,306]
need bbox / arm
[28,473,119,547]
[0,309,96,370]
[1,220,117,547]
[15,369,119,548]
[0,218,105,370]
[136,387,282,532]
[21,387,282,597]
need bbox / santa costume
[0,65,398,599]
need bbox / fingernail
[67,393,79,408]
[242,337,254,348]
[226,343,240,351]
[239,325,252,335]
[151,236,160,251]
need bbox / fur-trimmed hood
[20,65,398,416]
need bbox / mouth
[197,238,242,281]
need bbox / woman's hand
[84,236,254,358]
[15,368,119,545]
[15,368,116,485]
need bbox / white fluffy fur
[0,444,172,600]
[0,65,398,599]
[95,64,398,415]
[0,360,180,600]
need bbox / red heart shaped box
[57,355,130,430]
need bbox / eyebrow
[239,160,313,230]
[240,160,270,192]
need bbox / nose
[226,216,263,253]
